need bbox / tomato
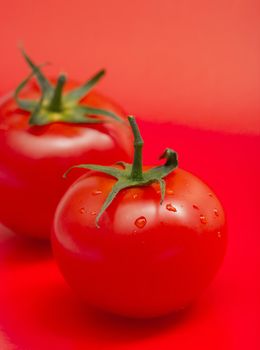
[0,51,132,238]
[52,117,227,318]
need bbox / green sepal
[20,48,53,96]
[14,62,48,112]
[77,106,122,122]
[64,69,105,102]
[29,96,45,125]
[65,147,178,227]
[64,165,122,179]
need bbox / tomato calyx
[64,116,178,227]
[14,49,121,126]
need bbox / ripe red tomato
[52,117,227,318]
[0,52,132,239]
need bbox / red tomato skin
[0,80,132,238]
[52,168,227,318]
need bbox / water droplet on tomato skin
[167,189,174,195]
[209,193,213,197]
[133,193,138,199]
[80,208,86,214]
[91,211,97,216]
[193,204,199,210]
[200,215,207,224]
[214,208,219,217]
[92,190,102,196]
[217,231,221,238]
[166,203,177,212]
[135,216,147,228]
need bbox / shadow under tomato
[0,261,231,350]
[0,224,52,267]
[31,277,197,347]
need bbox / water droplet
[90,211,97,216]
[133,193,138,199]
[209,193,213,197]
[156,189,161,194]
[193,204,199,210]
[92,190,102,196]
[167,189,174,195]
[200,215,207,224]
[217,231,221,238]
[80,207,85,214]
[214,208,219,217]
[166,203,177,212]
[135,216,147,228]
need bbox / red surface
[0,0,259,348]
[0,121,259,349]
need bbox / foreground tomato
[0,50,132,238]
[52,117,227,318]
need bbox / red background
[0,0,259,349]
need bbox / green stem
[64,116,178,227]
[48,74,66,112]
[128,116,144,180]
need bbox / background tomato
[52,162,227,318]
[0,75,132,238]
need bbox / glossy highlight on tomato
[52,117,227,318]
[0,54,132,239]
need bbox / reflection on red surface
[0,121,259,349]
